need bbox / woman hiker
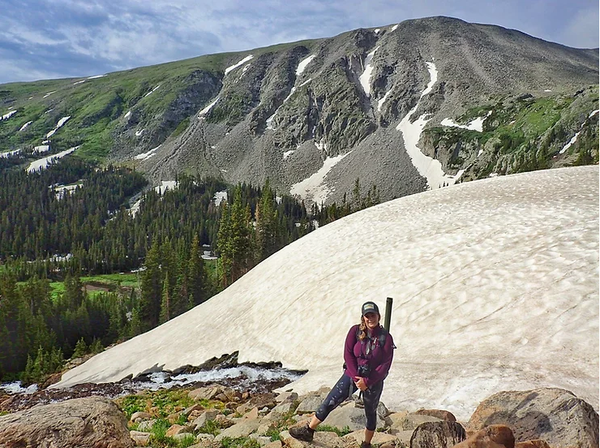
[289,301,395,448]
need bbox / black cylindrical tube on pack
[384,297,393,331]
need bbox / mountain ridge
[0,16,598,206]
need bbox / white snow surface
[441,111,491,133]
[134,145,160,161]
[214,190,228,206]
[54,166,599,420]
[155,180,177,195]
[359,47,378,96]
[290,152,350,205]
[397,62,461,189]
[46,116,71,138]
[19,121,33,132]
[33,145,50,153]
[296,55,316,76]
[198,97,220,118]
[0,149,22,158]
[225,55,254,75]
[27,147,78,172]
[560,110,600,154]
[2,110,17,120]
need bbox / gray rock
[409,421,467,448]
[136,419,157,432]
[467,388,599,448]
[130,430,152,446]
[215,419,262,441]
[0,396,134,448]
[193,409,219,430]
[296,392,328,414]
[322,401,386,431]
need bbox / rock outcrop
[467,388,600,448]
[0,396,134,448]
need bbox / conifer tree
[139,242,162,329]
[188,235,206,306]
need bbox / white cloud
[0,0,597,84]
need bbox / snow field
[55,166,599,421]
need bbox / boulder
[454,425,515,448]
[166,423,193,436]
[409,421,467,448]
[344,429,397,445]
[0,396,134,448]
[130,411,154,423]
[192,409,219,430]
[266,400,297,420]
[189,385,224,401]
[130,430,152,446]
[390,413,442,432]
[322,401,386,431]
[296,392,328,414]
[136,419,157,432]
[467,388,599,448]
[414,409,456,422]
[276,391,298,403]
[214,419,262,441]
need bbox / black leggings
[315,374,384,431]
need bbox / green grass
[316,425,352,437]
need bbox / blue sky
[0,0,598,85]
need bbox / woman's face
[363,312,380,329]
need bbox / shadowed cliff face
[1,17,598,206]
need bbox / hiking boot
[360,442,372,448]
[289,424,315,442]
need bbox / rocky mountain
[0,16,598,205]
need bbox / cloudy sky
[0,0,598,85]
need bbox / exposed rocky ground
[0,381,597,448]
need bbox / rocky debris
[0,396,134,448]
[467,388,600,448]
[1,380,597,448]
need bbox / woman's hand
[354,377,368,391]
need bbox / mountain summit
[0,17,598,205]
[55,165,599,420]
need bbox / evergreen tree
[139,242,162,329]
[187,235,206,306]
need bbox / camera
[357,365,371,377]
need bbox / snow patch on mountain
[46,116,71,138]
[144,85,161,97]
[290,152,350,205]
[0,149,22,158]
[19,121,32,131]
[135,145,160,161]
[198,97,220,119]
[296,55,316,76]
[560,109,599,154]
[225,55,254,75]
[27,146,78,173]
[397,62,462,189]
[441,111,492,132]
[359,47,378,96]
[1,110,16,120]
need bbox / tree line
[0,156,380,384]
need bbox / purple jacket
[344,324,394,388]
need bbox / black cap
[361,301,379,316]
